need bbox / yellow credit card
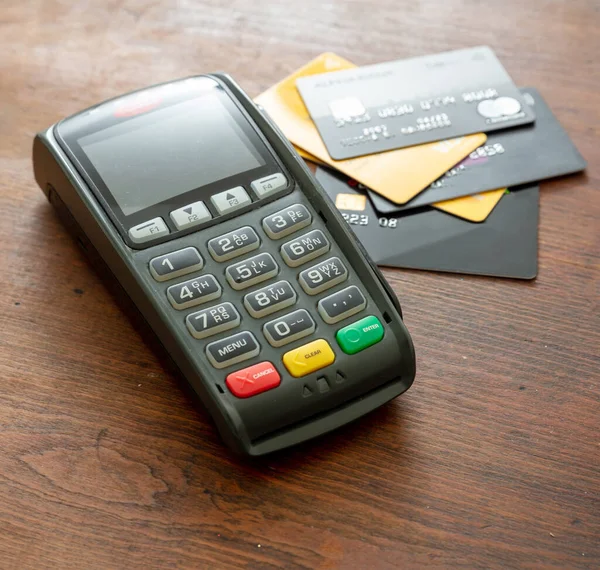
[299,147,502,223]
[255,52,487,206]
[433,188,506,222]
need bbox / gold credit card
[345,176,506,222]
[433,188,506,222]
[255,52,487,206]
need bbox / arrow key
[170,201,212,230]
[211,186,251,215]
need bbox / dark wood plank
[1,1,598,568]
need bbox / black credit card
[316,167,538,280]
[368,87,585,215]
[296,46,535,160]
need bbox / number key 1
[149,247,203,282]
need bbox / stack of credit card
[255,48,586,279]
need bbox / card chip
[335,193,366,211]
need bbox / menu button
[206,331,261,369]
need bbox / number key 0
[263,309,315,347]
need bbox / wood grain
[1,1,599,568]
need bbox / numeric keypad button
[243,280,297,318]
[317,285,366,324]
[149,247,203,282]
[298,257,348,295]
[280,229,330,267]
[208,226,260,262]
[225,253,278,290]
[262,204,311,239]
[186,302,241,340]
[206,331,261,369]
[263,309,315,347]
[167,274,221,310]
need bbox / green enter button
[336,315,385,355]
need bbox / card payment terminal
[32,75,416,455]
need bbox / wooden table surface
[1,1,599,568]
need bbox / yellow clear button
[283,339,335,378]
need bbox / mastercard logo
[476,96,522,119]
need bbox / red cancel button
[226,361,281,398]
